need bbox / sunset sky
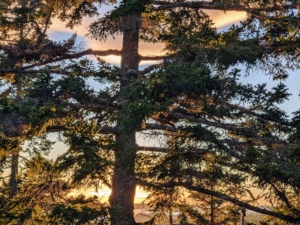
[46,5,300,203]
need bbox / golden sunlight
[48,10,247,65]
[206,10,247,28]
[86,186,149,203]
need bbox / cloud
[47,9,247,65]
[206,10,247,28]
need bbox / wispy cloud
[206,10,247,28]
[47,9,247,65]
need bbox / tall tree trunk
[110,133,137,225]
[109,13,140,225]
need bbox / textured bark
[109,133,137,225]
[9,73,22,199]
[210,195,214,225]
[109,13,140,225]
[9,151,19,198]
[168,209,173,225]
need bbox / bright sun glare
[86,187,149,203]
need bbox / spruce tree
[1,0,300,224]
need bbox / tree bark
[210,195,214,225]
[9,151,19,198]
[169,209,173,225]
[109,12,140,225]
[9,74,23,199]
[109,133,137,225]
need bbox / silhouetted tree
[1,1,300,224]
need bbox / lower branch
[138,63,163,75]
[137,146,168,152]
[0,69,72,75]
[144,123,177,132]
[46,125,118,134]
[139,55,168,61]
[163,181,300,223]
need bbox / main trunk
[109,133,137,225]
[109,14,140,225]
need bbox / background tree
[1,0,300,225]
[186,156,243,225]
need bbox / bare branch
[270,183,293,209]
[45,125,118,134]
[139,55,168,61]
[137,146,168,152]
[68,102,111,111]
[21,49,122,70]
[0,69,73,75]
[46,126,66,133]
[143,123,177,132]
[1,51,167,75]
[0,63,164,77]
[124,63,163,76]
[138,63,163,75]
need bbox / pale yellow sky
[67,185,149,204]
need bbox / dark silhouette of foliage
[1,0,300,225]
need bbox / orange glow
[206,10,247,28]
[48,11,247,65]
[83,186,149,203]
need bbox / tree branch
[249,11,300,22]
[143,123,177,132]
[139,55,168,61]
[137,145,168,152]
[152,1,294,12]
[166,110,287,145]
[161,181,300,223]
[21,49,122,70]
[45,125,118,134]
[0,69,73,75]
[138,63,163,75]
[1,51,167,74]
[270,183,296,212]
[124,63,164,76]
[223,101,291,126]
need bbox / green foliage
[50,195,110,225]
[57,119,114,188]
[1,0,300,224]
